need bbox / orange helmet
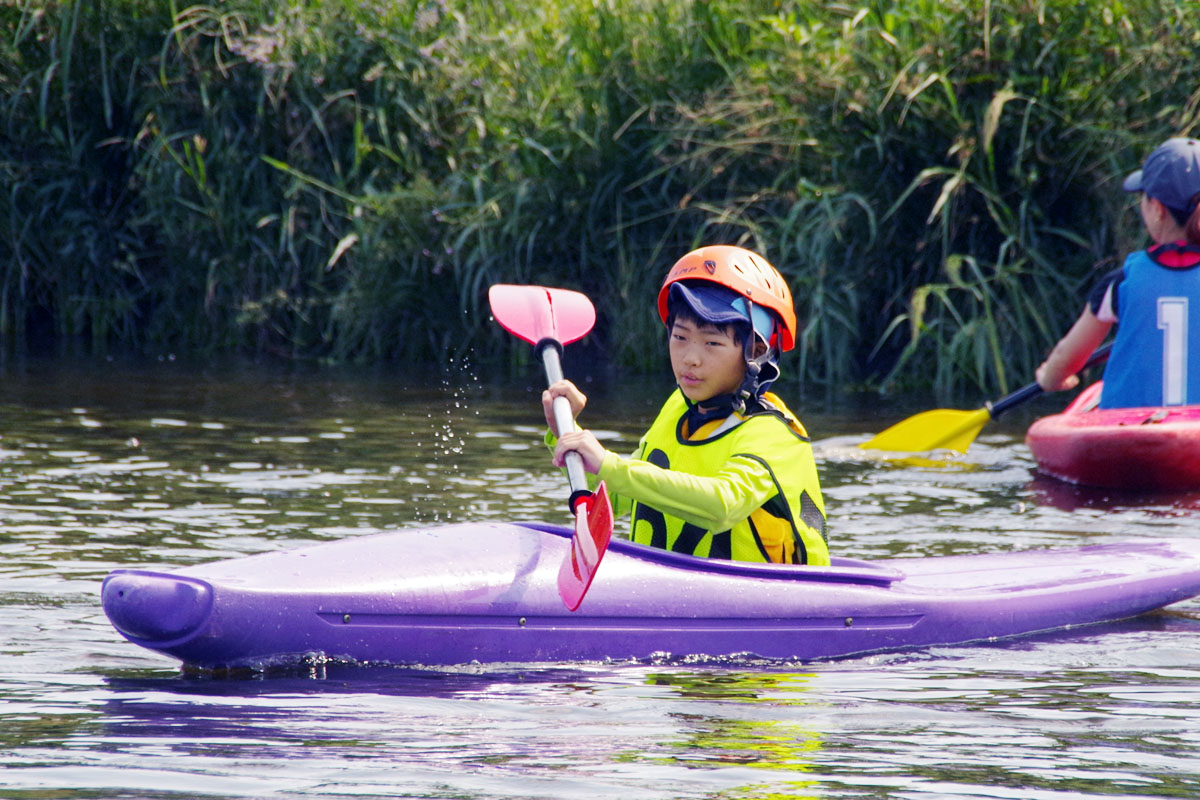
[656,245,798,352]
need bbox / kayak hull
[1026,382,1200,490]
[102,522,1200,669]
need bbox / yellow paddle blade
[859,407,993,454]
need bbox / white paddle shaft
[540,345,588,494]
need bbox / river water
[2,356,1199,800]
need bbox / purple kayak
[102,523,1200,669]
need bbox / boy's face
[669,318,747,404]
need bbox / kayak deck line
[313,611,926,631]
[100,523,1200,669]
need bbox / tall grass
[3,0,1199,396]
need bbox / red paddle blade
[557,482,613,611]
[488,284,596,347]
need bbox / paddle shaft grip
[539,341,589,495]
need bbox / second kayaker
[1036,137,1200,407]
[542,244,829,565]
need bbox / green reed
[2,0,1198,396]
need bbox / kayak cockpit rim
[521,521,903,586]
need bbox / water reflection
[642,671,823,799]
[1027,473,1200,515]
[76,646,1200,799]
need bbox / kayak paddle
[488,284,614,611]
[860,343,1113,454]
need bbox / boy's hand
[553,430,606,475]
[542,380,587,436]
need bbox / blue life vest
[1101,246,1200,408]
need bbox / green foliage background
[2,0,1199,395]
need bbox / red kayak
[1026,382,1200,490]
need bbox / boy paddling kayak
[544,245,829,566]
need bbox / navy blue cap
[668,282,775,344]
[1123,137,1200,214]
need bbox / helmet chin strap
[732,297,778,414]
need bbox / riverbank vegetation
[3,0,1198,395]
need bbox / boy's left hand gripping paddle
[488,284,613,611]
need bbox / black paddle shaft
[988,343,1113,419]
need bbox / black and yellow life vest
[629,389,828,565]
